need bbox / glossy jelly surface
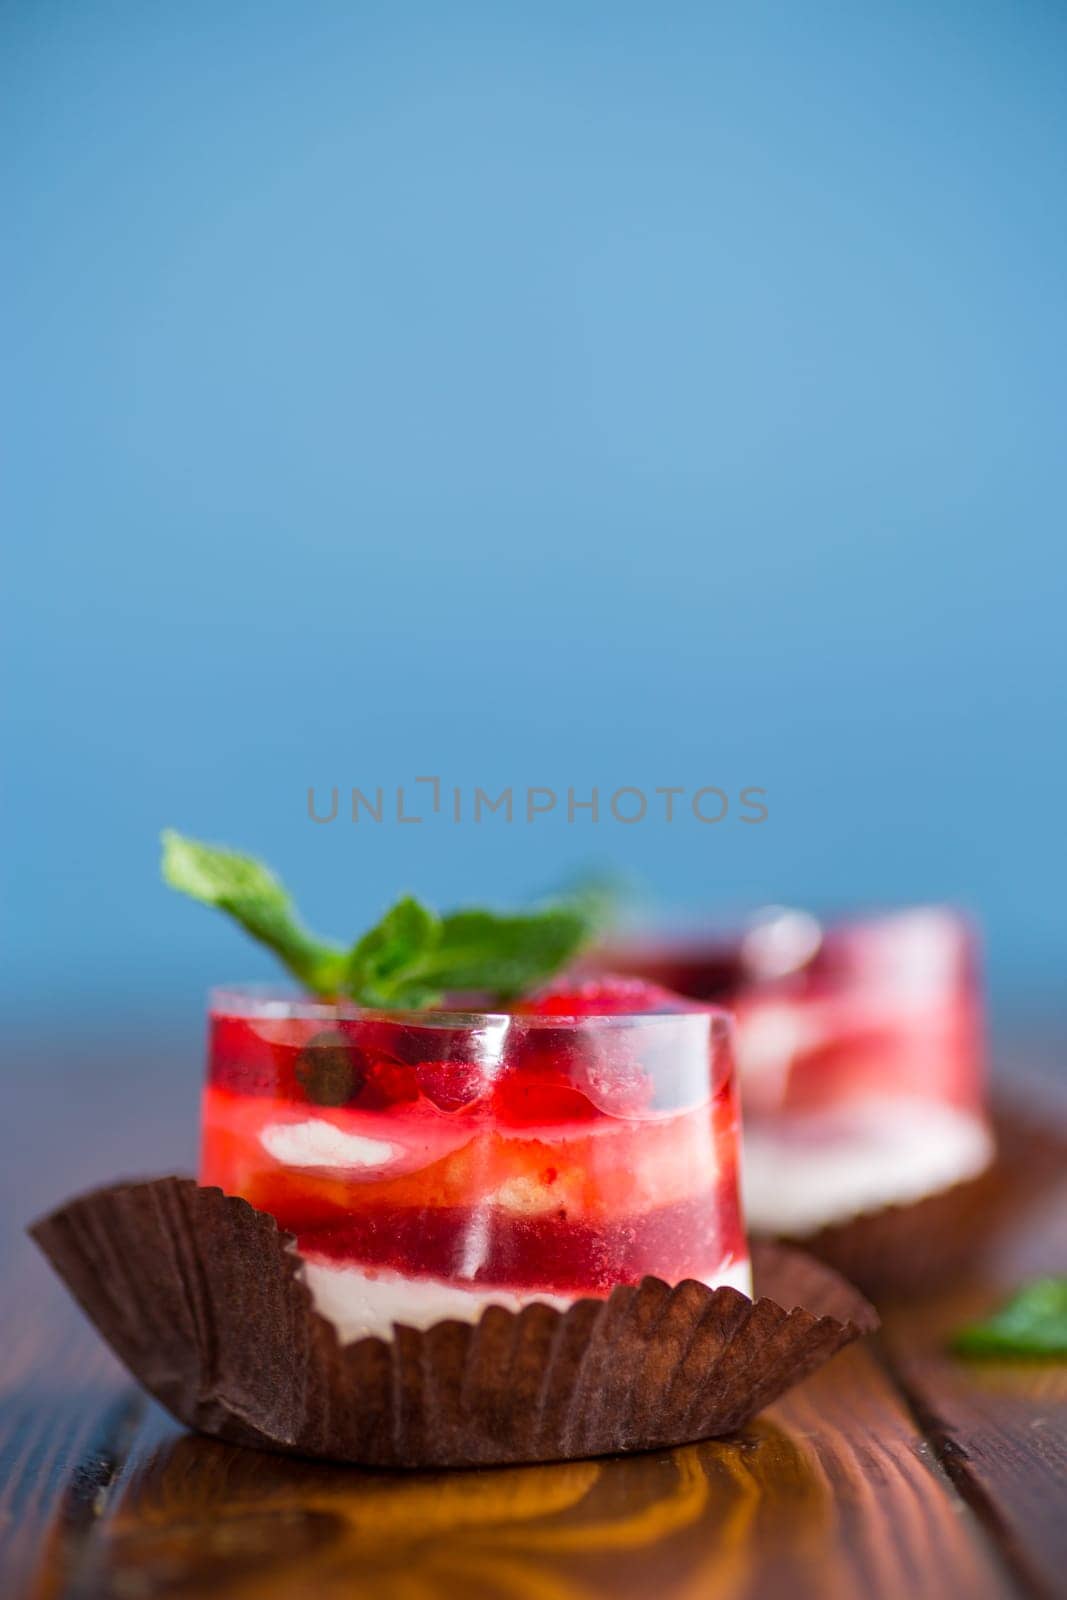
[201,983,748,1295]
[595,908,986,1120]
[592,910,991,1231]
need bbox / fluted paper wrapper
[770,1101,1067,1301]
[30,1177,876,1468]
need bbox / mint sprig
[952,1278,1067,1358]
[351,906,592,1009]
[162,830,592,1009]
[162,830,347,993]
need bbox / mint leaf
[419,907,590,998]
[344,901,590,1007]
[953,1278,1067,1357]
[161,830,345,994]
[346,896,443,1009]
[162,832,595,1008]
[548,868,634,937]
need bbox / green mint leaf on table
[953,1278,1067,1358]
[162,831,593,1008]
[161,830,346,995]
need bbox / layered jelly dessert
[201,978,750,1341]
[593,907,991,1234]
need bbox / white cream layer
[742,1097,994,1235]
[299,1256,754,1344]
[261,1119,396,1170]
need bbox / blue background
[4,1,1065,1032]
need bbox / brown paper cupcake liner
[763,1099,1067,1301]
[30,1177,876,1468]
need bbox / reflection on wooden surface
[67,1421,826,1600]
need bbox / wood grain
[27,1350,1011,1600]
[878,1172,1067,1600]
[2,1038,1063,1600]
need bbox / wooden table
[2,1034,1064,1600]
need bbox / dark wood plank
[877,1155,1067,1600]
[1,1036,194,1600]
[0,1266,134,1599]
[27,1344,1009,1600]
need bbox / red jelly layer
[201,988,746,1294]
[291,1195,743,1293]
[593,908,985,1121]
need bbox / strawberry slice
[514,974,692,1017]
[513,975,713,1117]
[414,1059,487,1113]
